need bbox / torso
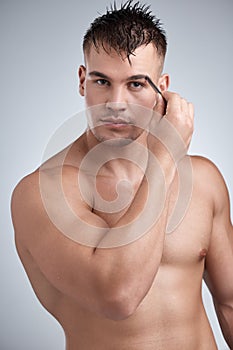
[17,138,218,349]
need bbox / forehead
[84,43,162,78]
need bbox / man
[11,1,233,349]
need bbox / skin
[11,43,233,349]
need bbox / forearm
[92,148,176,316]
[214,300,233,349]
[96,147,175,245]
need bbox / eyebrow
[88,71,110,79]
[88,71,147,81]
[88,70,166,104]
[145,76,167,105]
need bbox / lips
[100,117,132,126]
[103,120,129,125]
[102,121,131,130]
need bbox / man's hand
[149,91,194,160]
[162,91,194,150]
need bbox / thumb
[154,93,166,118]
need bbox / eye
[128,81,146,90]
[95,79,110,86]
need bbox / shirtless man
[11,1,233,349]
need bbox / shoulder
[11,162,92,242]
[190,153,227,178]
[10,162,70,221]
[190,155,227,185]
[11,170,43,250]
[190,154,221,173]
[11,161,81,214]
[189,155,230,214]
[11,170,40,209]
[11,169,42,223]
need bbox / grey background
[1,0,232,349]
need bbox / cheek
[85,96,105,110]
[85,91,100,107]
[84,83,106,107]
[133,93,157,110]
[85,94,95,107]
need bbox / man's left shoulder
[189,154,223,178]
[189,154,229,201]
[189,154,216,165]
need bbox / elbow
[101,286,140,321]
[213,299,233,347]
[214,296,233,312]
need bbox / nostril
[106,102,127,112]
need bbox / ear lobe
[158,74,170,92]
[78,65,86,96]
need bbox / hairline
[83,42,165,74]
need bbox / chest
[162,200,212,266]
[93,172,213,265]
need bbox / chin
[94,134,136,147]
[92,129,145,147]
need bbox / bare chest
[93,174,213,265]
[162,197,212,265]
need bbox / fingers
[162,91,194,120]
[158,91,194,151]
[154,93,167,118]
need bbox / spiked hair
[83,1,167,62]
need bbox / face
[79,43,169,144]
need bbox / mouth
[100,117,132,128]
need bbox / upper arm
[11,169,114,316]
[203,160,233,304]
[11,161,174,320]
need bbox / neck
[83,129,149,180]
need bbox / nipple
[199,248,208,260]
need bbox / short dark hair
[83,0,167,63]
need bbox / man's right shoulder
[11,163,90,242]
[11,170,42,222]
[10,170,43,249]
[12,170,40,205]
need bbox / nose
[106,87,127,113]
[106,101,127,114]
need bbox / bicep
[204,170,233,303]
[11,173,110,313]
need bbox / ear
[158,73,170,92]
[78,65,86,96]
